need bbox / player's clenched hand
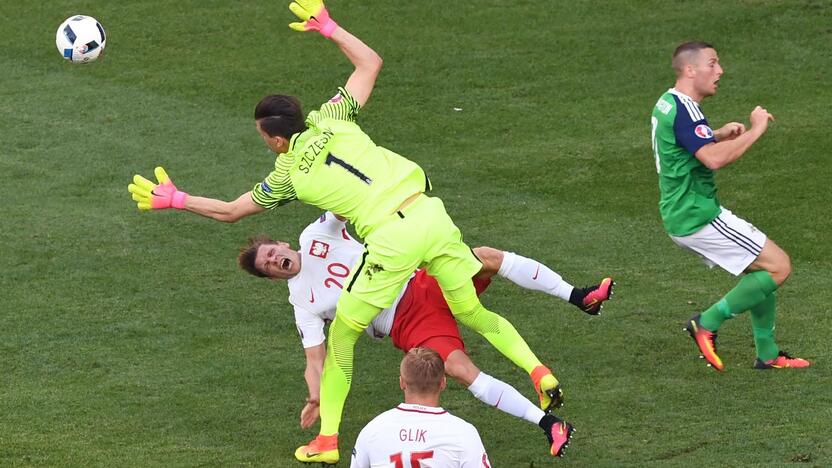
[127,167,189,211]
[288,0,338,38]
[300,400,320,429]
[715,122,745,141]
[749,106,774,132]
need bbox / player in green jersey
[128,0,572,463]
[650,41,810,372]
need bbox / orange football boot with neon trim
[531,365,563,412]
[295,434,339,464]
[754,351,811,369]
[685,314,724,371]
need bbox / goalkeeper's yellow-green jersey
[251,88,430,238]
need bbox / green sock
[319,292,380,436]
[750,291,779,361]
[319,315,362,435]
[443,283,542,373]
[699,270,778,331]
[453,303,542,374]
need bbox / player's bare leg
[443,350,481,387]
[747,238,791,285]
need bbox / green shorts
[342,195,482,315]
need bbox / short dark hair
[254,95,307,138]
[401,348,445,394]
[237,235,277,278]
[672,41,715,74]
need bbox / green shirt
[650,89,720,236]
[252,88,429,239]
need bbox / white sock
[498,251,574,302]
[468,372,544,425]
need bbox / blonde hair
[401,348,444,394]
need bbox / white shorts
[670,207,767,276]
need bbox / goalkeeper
[129,1,565,463]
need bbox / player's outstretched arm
[183,192,266,223]
[301,343,326,429]
[695,106,774,170]
[288,0,382,107]
[128,168,265,223]
[330,28,382,108]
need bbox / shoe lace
[778,350,795,360]
[580,286,601,314]
[706,330,718,351]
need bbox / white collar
[396,403,446,414]
[668,88,698,103]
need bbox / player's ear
[399,375,406,391]
[275,135,290,153]
[685,62,696,78]
[439,375,446,392]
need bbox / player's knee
[329,315,363,345]
[448,301,482,324]
[761,245,792,286]
[760,240,792,286]
[444,351,479,387]
[773,253,792,285]
[472,247,503,275]
[443,360,466,385]
[443,290,481,319]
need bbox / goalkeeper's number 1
[325,153,372,185]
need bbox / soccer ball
[56,15,107,64]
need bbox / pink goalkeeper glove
[288,0,338,38]
[128,167,188,210]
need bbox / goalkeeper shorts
[336,195,483,327]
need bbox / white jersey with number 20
[287,212,401,348]
[350,403,490,468]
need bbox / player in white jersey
[350,348,489,468]
[237,212,615,457]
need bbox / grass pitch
[2,1,831,466]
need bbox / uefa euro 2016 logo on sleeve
[695,124,714,139]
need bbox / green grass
[2,0,831,466]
